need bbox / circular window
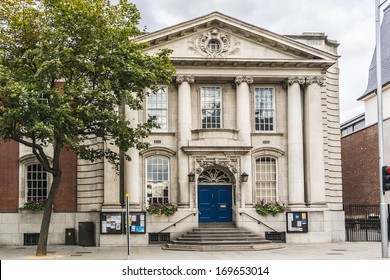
[207,39,221,52]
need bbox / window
[147,87,168,131]
[208,39,221,52]
[255,157,277,202]
[254,88,274,131]
[146,156,169,205]
[201,86,222,128]
[26,163,48,201]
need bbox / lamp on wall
[240,172,249,182]
[188,172,195,182]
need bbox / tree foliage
[0,0,174,255]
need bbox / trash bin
[65,228,76,245]
[78,222,95,246]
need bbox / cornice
[170,57,335,70]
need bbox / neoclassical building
[0,12,345,246]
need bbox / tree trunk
[36,152,62,256]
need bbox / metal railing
[158,212,197,233]
[344,204,390,242]
[239,212,277,232]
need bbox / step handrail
[239,212,277,232]
[158,212,197,233]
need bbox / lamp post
[375,0,389,259]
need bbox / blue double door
[198,185,232,223]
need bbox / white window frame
[146,156,170,205]
[146,86,168,132]
[19,155,52,208]
[254,156,278,203]
[254,87,275,132]
[200,86,222,129]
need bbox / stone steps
[163,224,283,251]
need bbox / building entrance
[198,185,232,223]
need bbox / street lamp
[375,0,389,259]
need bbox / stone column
[235,76,253,145]
[176,75,194,207]
[287,77,306,207]
[304,76,326,207]
[103,142,121,210]
[235,76,253,206]
[124,104,140,209]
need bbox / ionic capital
[235,75,254,85]
[306,76,325,86]
[287,76,306,86]
[176,75,195,84]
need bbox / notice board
[100,212,123,234]
[129,212,146,234]
[286,212,308,233]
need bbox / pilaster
[304,76,327,207]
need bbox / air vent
[24,233,40,246]
[149,233,170,244]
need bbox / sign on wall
[129,212,146,234]
[286,212,308,233]
[100,212,123,234]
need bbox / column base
[178,203,190,208]
[288,203,307,209]
[129,203,142,210]
[307,202,328,208]
[101,204,123,212]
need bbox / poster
[286,212,308,233]
[128,212,146,234]
[100,212,123,234]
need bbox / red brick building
[341,122,380,205]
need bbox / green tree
[0,0,174,256]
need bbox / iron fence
[344,204,390,242]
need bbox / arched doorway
[197,168,234,223]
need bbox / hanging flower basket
[24,198,46,211]
[146,202,177,216]
[254,200,286,216]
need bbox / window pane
[147,87,168,131]
[146,156,170,206]
[201,87,222,128]
[255,88,274,131]
[26,164,48,201]
[255,157,277,202]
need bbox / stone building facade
[0,12,345,246]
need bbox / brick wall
[341,124,380,205]
[0,140,78,213]
[54,148,77,212]
[0,141,19,212]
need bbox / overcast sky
[129,0,385,123]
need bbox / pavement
[1,242,390,260]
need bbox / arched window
[207,39,221,52]
[146,156,169,205]
[26,163,48,202]
[255,157,277,202]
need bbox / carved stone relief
[188,28,240,57]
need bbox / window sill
[19,208,44,214]
[149,132,176,136]
[251,132,284,136]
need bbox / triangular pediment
[136,12,338,68]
